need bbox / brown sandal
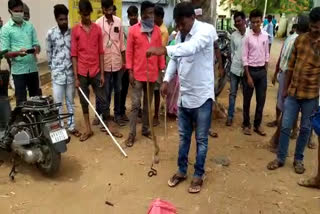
[68,129,82,138]
[267,159,284,170]
[188,178,204,194]
[298,177,320,189]
[124,135,135,147]
[80,132,93,142]
[254,127,266,136]
[168,173,187,187]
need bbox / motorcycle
[0,96,71,178]
[215,30,232,97]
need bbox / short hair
[249,9,263,19]
[79,0,93,13]
[54,4,69,19]
[233,11,245,21]
[309,7,320,23]
[267,15,272,20]
[173,2,195,21]
[8,0,23,10]
[127,5,138,16]
[297,14,309,33]
[101,0,113,9]
[141,1,155,15]
[155,5,164,19]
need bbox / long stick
[146,60,160,164]
[164,96,167,140]
[78,87,128,157]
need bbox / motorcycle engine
[12,130,31,146]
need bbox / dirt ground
[1,39,320,214]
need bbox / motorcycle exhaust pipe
[11,145,43,164]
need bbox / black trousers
[13,72,40,106]
[120,70,129,115]
[242,66,267,128]
[78,73,108,120]
[0,71,9,97]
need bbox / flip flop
[168,173,187,187]
[267,120,278,127]
[188,178,204,194]
[142,131,153,140]
[243,127,252,135]
[124,135,135,147]
[92,117,100,126]
[267,159,284,170]
[298,177,320,189]
[68,129,82,138]
[80,132,93,142]
[106,131,123,138]
[254,127,266,136]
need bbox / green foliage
[220,0,312,14]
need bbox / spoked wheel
[37,139,61,177]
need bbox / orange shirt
[126,23,165,82]
[96,15,125,72]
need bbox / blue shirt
[0,19,39,75]
[46,26,73,85]
[164,20,217,109]
[264,22,274,44]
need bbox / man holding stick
[71,0,106,142]
[147,2,220,193]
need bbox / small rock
[212,156,230,167]
[120,173,124,176]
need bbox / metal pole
[78,87,128,158]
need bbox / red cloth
[126,23,166,82]
[71,23,104,77]
[147,199,177,214]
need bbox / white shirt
[0,27,10,71]
[230,29,248,76]
[164,20,217,109]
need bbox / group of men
[1,0,320,193]
[226,8,320,189]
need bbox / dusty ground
[1,39,320,214]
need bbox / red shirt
[126,23,166,82]
[71,22,104,77]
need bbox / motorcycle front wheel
[37,139,61,177]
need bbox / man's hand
[19,48,27,57]
[129,71,135,87]
[160,81,169,98]
[34,46,40,55]
[146,47,166,58]
[247,76,254,88]
[100,74,105,87]
[272,73,277,85]
[75,78,80,88]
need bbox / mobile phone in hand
[26,48,36,54]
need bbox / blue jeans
[227,73,243,120]
[52,82,76,131]
[277,96,318,163]
[177,99,213,178]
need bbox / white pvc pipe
[263,0,268,20]
[78,87,128,157]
